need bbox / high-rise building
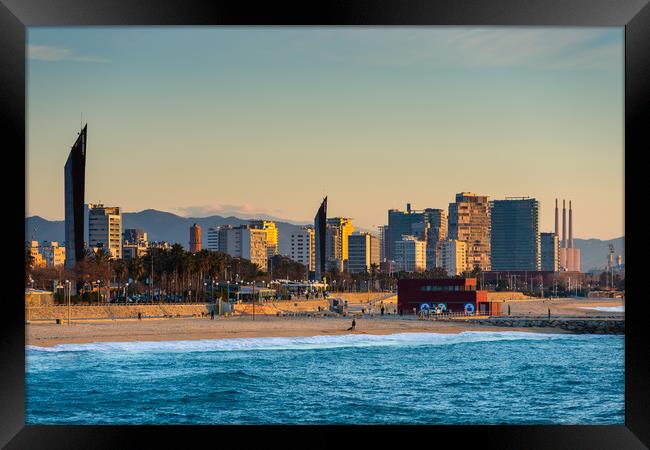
[326,217,355,272]
[207,225,230,252]
[64,124,87,270]
[347,232,380,274]
[88,204,122,259]
[189,223,202,253]
[448,192,491,271]
[394,235,426,273]
[314,197,327,281]
[378,225,389,262]
[540,232,559,272]
[386,204,447,269]
[123,228,147,245]
[249,220,278,259]
[289,226,315,272]
[437,239,467,276]
[207,225,268,271]
[490,197,540,271]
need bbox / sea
[26,331,624,425]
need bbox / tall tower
[64,124,87,271]
[314,197,327,281]
[189,223,201,253]
[561,200,567,249]
[554,199,559,236]
[568,201,573,248]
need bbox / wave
[579,306,624,312]
[26,331,616,354]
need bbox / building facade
[289,226,315,272]
[394,235,426,273]
[249,220,278,259]
[122,228,149,261]
[490,197,540,271]
[540,232,559,272]
[448,192,491,271]
[41,241,66,267]
[27,241,46,268]
[325,217,355,272]
[207,225,268,271]
[397,278,497,316]
[386,204,447,269]
[437,239,467,276]
[88,203,122,259]
[64,124,87,270]
[347,232,380,274]
[189,223,202,253]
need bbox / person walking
[347,319,356,331]
[548,308,551,320]
[138,312,142,321]
[211,308,215,320]
[380,306,385,316]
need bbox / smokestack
[562,200,567,248]
[569,200,573,248]
[554,199,559,236]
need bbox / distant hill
[25,210,623,271]
[573,236,624,272]
[25,208,310,256]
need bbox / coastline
[26,316,575,348]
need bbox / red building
[397,278,499,315]
[189,223,202,253]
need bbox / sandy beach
[26,316,573,347]
[25,297,623,347]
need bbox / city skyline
[27,27,624,240]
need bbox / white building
[289,226,314,271]
[394,235,426,273]
[437,239,467,276]
[207,225,268,271]
[88,204,122,259]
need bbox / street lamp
[65,280,71,325]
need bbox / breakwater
[468,317,624,334]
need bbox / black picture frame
[2,0,648,448]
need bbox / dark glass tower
[64,125,87,270]
[313,196,327,281]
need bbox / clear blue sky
[27,27,624,239]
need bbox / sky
[26,27,624,240]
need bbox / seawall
[467,317,624,334]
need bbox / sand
[26,297,623,347]
[26,316,573,347]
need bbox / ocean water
[26,332,624,425]
[579,306,625,312]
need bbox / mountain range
[25,209,624,272]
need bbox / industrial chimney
[569,200,573,248]
[562,200,567,248]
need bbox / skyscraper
[386,204,447,267]
[289,226,315,272]
[394,235,426,273]
[448,192,491,271]
[314,197,327,281]
[189,223,202,253]
[64,124,87,270]
[347,232,380,274]
[437,239,467,276]
[326,217,355,272]
[490,197,540,271]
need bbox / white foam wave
[26,331,611,353]
[579,306,624,312]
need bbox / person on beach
[381,306,385,316]
[211,309,215,320]
[138,312,141,321]
[347,319,356,331]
